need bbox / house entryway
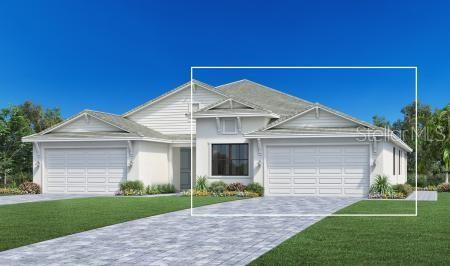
[180,148,191,190]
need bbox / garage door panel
[268,178,291,184]
[319,168,342,174]
[47,186,66,192]
[318,157,342,164]
[293,147,316,154]
[319,188,342,195]
[293,188,316,195]
[87,186,108,192]
[266,145,369,197]
[268,188,291,194]
[67,186,86,192]
[67,177,86,183]
[47,177,65,183]
[294,178,316,184]
[45,148,126,193]
[344,146,367,154]
[319,178,342,184]
[318,147,342,154]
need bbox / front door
[180,148,191,190]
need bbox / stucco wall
[134,141,170,186]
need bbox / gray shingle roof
[216,79,313,118]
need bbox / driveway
[0,194,104,206]
[0,196,359,265]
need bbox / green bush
[392,183,413,196]
[437,183,450,192]
[370,175,393,196]
[208,181,227,194]
[408,174,445,187]
[195,176,208,191]
[146,184,176,194]
[245,182,264,196]
[119,180,145,196]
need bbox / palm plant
[195,176,208,191]
[370,175,394,196]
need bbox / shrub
[369,192,406,199]
[227,182,246,192]
[245,182,264,196]
[195,176,208,191]
[437,183,450,192]
[0,187,24,195]
[208,181,227,194]
[370,175,393,196]
[119,180,145,196]
[146,184,176,195]
[180,189,211,196]
[392,183,413,196]
[416,185,437,191]
[18,182,41,194]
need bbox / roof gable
[273,108,359,129]
[123,80,228,117]
[262,104,375,131]
[54,115,124,133]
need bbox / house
[22,79,412,196]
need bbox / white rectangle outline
[190,66,418,217]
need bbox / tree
[0,106,33,185]
[19,101,62,133]
[372,115,391,128]
[0,101,62,185]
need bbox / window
[399,150,401,175]
[222,118,237,134]
[190,103,200,113]
[212,144,248,176]
[393,147,396,175]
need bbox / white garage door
[45,148,127,193]
[266,145,369,197]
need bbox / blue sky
[0,0,448,123]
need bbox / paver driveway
[0,196,359,266]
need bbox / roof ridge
[218,79,314,106]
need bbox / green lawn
[0,196,237,251]
[251,193,449,265]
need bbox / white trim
[194,112,279,118]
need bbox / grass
[251,193,449,265]
[0,196,237,251]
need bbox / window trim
[399,149,401,175]
[211,143,249,177]
[221,118,238,134]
